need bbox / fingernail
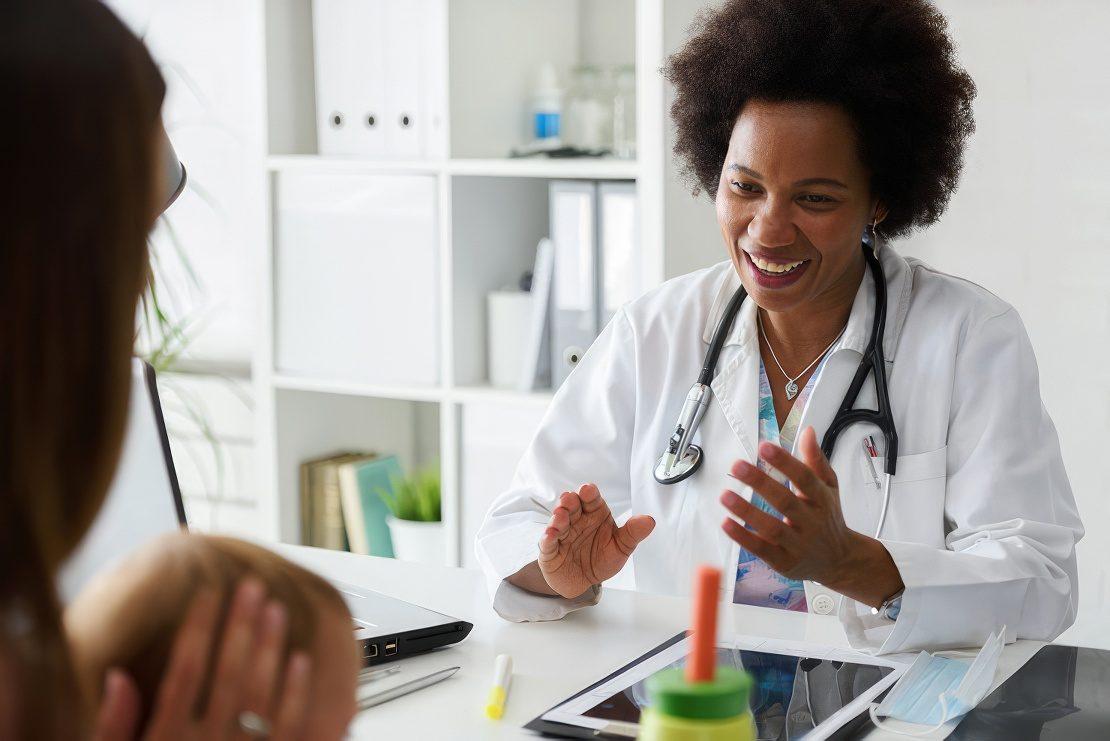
[720,490,739,507]
[288,651,311,679]
[264,601,287,633]
[104,668,126,698]
[238,578,266,610]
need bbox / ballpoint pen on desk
[485,654,514,720]
[358,665,401,684]
[358,666,460,711]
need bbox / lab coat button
[812,594,836,615]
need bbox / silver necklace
[757,312,846,400]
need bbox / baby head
[65,532,359,739]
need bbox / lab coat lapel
[795,241,912,450]
[708,298,761,461]
[794,244,913,534]
[794,271,874,455]
[703,286,759,599]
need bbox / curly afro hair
[664,0,976,239]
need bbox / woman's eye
[800,194,835,204]
[732,181,760,193]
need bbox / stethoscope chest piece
[654,444,703,485]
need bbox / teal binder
[338,455,400,558]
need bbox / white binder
[382,0,422,158]
[518,238,554,391]
[549,181,600,388]
[312,0,383,156]
[598,182,641,325]
[312,0,447,158]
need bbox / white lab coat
[475,244,1083,654]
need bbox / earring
[867,218,880,247]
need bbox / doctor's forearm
[827,534,904,609]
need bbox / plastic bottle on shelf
[639,565,755,741]
[531,62,563,147]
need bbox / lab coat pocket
[674,469,744,581]
[859,446,948,543]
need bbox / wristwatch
[873,588,904,621]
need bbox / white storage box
[275,172,439,386]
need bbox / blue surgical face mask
[869,627,1006,735]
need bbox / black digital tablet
[949,643,1110,740]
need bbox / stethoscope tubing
[655,243,898,539]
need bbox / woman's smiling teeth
[749,253,808,274]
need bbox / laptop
[335,580,473,667]
[59,359,472,666]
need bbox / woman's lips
[742,250,811,289]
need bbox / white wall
[659,0,1110,647]
[107,0,267,537]
[662,0,726,279]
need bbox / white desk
[279,546,1044,740]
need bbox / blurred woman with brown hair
[0,1,350,737]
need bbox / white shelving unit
[251,0,718,566]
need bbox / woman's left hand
[719,426,902,607]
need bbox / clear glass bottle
[611,64,636,160]
[566,65,610,152]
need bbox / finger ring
[238,710,271,738]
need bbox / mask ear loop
[867,692,959,737]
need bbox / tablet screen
[582,646,893,739]
[536,634,904,740]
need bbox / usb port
[362,643,379,660]
[384,638,398,656]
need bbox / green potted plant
[377,465,443,565]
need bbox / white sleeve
[474,308,638,621]
[848,307,1084,653]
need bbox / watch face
[883,597,902,620]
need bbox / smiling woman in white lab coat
[475,0,1084,655]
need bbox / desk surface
[279,546,1043,740]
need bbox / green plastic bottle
[639,665,755,741]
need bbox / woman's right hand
[91,579,313,741]
[537,484,655,598]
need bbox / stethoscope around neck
[653,242,899,539]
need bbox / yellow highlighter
[485,654,513,720]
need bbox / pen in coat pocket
[861,437,881,487]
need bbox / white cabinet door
[275,172,439,387]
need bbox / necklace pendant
[785,380,800,400]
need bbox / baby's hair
[91,533,350,728]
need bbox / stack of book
[299,452,403,556]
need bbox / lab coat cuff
[868,539,1025,654]
[491,580,602,623]
[476,521,604,622]
[475,521,547,593]
[837,540,920,655]
[880,538,942,590]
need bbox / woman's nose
[747,203,795,248]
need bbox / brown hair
[0,0,166,734]
[67,534,352,731]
